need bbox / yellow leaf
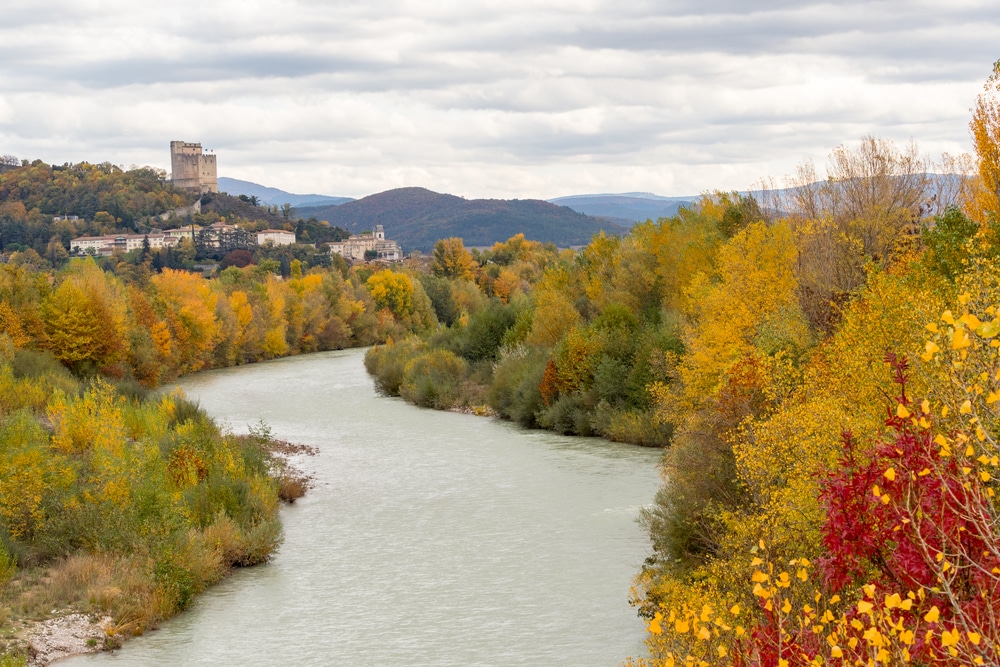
[924,606,940,623]
[782,599,791,614]
[952,329,972,350]
[981,471,991,482]
[697,625,711,641]
[884,468,896,481]
[675,619,689,634]
[730,604,740,616]
[960,399,973,414]
[921,399,931,414]
[830,646,843,658]
[926,322,939,333]
[979,318,1000,338]
[857,600,873,614]
[958,292,971,305]
[648,613,663,635]
[941,310,956,325]
[941,627,960,647]
[960,312,983,329]
[717,646,728,658]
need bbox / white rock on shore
[22,613,112,666]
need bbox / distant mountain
[217,177,353,208]
[548,193,697,225]
[296,187,625,252]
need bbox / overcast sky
[0,1,997,199]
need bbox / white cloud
[0,0,996,198]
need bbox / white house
[257,229,296,246]
[328,225,401,262]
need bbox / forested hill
[296,187,625,251]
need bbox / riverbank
[2,441,315,666]
[0,383,316,667]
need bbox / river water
[62,348,662,666]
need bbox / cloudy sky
[0,1,997,199]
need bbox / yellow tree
[366,269,415,320]
[150,269,221,375]
[41,262,128,374]
[677,220,800,405]
[970,59,1000,223]
[432,237,477,280]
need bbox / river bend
[62,348,661,666]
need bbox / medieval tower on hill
[169,141,218,193]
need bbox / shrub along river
[62,348,661,666]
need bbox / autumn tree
[366,269,415,320]
[432,237,477,280]
[970,59,1000,222]
[41,260,128,374]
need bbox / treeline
[367,65,1000,666]
[0,255,441,388]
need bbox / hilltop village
[64,141,401,267]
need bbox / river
[62,348,662,666]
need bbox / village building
[328,225,401,262]
[70,233,181,257]
[257,229,296,246]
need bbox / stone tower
[374,224,385,240]
[170,141,218,193]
